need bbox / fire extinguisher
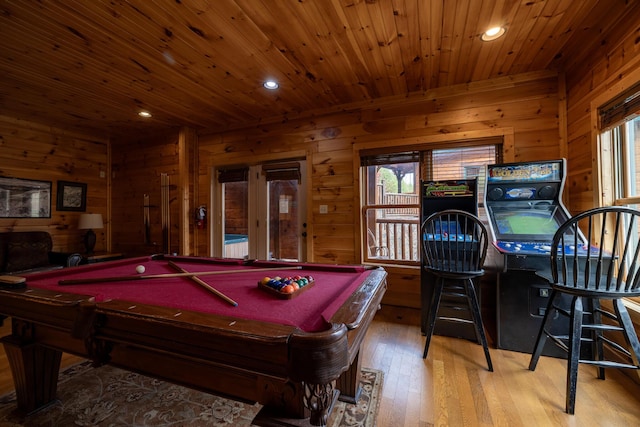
[195,205,206,229]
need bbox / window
[598,81,640,208]
[599,116,640,208]
[598,85,640,304]
[425,145,499,221]
[361,152,420,264]
[361,142,501,265]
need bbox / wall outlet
[319,205,328,214]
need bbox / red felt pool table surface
[0,255,387,427]
[25,256,371,333]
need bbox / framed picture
[56,181,87,212]
[0,176,52,218]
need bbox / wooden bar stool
[421,209,493,371]
[529,206,640,414]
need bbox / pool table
[0,255,387,426]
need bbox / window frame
[361,162,421,266]
[596,84,640,307]
[359,140,502,266]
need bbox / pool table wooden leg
[336,349,362,404]
[301,351,364,425]
[303,381,338,426]
[1,325,62,414]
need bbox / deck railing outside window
[365,192,420,263]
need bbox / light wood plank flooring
[363,305,640,427]
[1,306,640,426]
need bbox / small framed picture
[56,181,87,212]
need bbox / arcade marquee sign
[423,180,474,198]
[487,161,562,182]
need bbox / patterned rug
[0,361,382,427]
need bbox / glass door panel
[215,161,306,261]
[222,181,249,259]
[268,179,300,261]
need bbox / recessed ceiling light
[481,26,506,41]
[138,111,152,118]
[263,80,279,90]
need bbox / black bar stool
[529,206,640,414]
[421,209,493,371]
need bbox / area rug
[0,361,382,427]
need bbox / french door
[212,161,307,261]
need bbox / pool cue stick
[143,194,150,245]
[161,173,169,254]
[58,266,303,285]
[167,261,237,307]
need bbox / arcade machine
[484,159,587,357]
[420,178,479,341]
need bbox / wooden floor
[2,306,640,426]
[363,305,640,427]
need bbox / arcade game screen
[492,209,562,238]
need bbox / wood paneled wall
[0,116,109,254]
[564,9,640,215]
[110,130,182,257]
[197,70,563,307]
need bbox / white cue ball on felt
[136,265,146,274]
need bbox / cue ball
[136,265,146,274]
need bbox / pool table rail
[329,267,387,329]
[0,287,97,340]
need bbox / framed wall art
[56,181,87,212]
[0,176,52,218]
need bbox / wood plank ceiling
[0,0,634,139]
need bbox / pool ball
[136,265,146,274]
[267,279,282,289]
[281,285,295,294]
[260,277,271,286]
